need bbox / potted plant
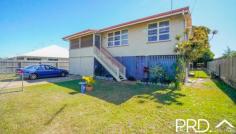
[82,76,95,91]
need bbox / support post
[21,72,24,92]
[116,67,119,79]
[93,33,95,46]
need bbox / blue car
[19,64,69,80]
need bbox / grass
[190,70,209,78]
[0,78,236,133]
[0,73,19,81]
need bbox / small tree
[222,46,236,58]
[194,48,214,67]
[175,26,214,83]
[175,57,186,89]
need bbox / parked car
[18,64,68,80]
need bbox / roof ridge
[99,7,189,32]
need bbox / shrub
[149,65,166,83]
[174,57,186,89]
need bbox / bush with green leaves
[149,65,166,83]
[174,57,186,89]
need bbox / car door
[48,65,60,77]
[36,65,47,78]
[43,65,55,77]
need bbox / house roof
[18,45,69,58]
[63,29,98,41]
[63,7,190,41]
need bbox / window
[148,23,158,42]
[114,31,120,46]
[25,65,38,70]
[148,20,170,42]
[107,29,128,47]
[48,58,58,61]
[16,57,24,60]
[108,33,114,47]
[159,21,170,41]
[44,65,56,70]
[26,57,41,61]
[121,30,128,45]
[70,38,80,49]
[80,35,93,48]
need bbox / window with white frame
[108,33,114,47]
[108,29,128,47]
[159,21,170,41]
[121,29,128,45]
[114,31,121,46]
[148,20,170,42]
[148,23,158,42]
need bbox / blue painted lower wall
[115,55,177,80]
[95,55,177,80]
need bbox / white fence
[0,60,69,73]
[207,56,236,88]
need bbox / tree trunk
[184,61,190,84]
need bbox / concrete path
[0,75,81,90]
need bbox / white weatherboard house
[63,7,192,81]
[13,45,69,61]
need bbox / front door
[95,34,101,49]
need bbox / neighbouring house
[1,45,69,73]
[63,7,192,81]
[11,45,69,62]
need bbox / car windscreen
[24,65,38,70]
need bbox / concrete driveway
[0,75,81,90]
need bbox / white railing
[100,47,126,76]
[93,46,126,80]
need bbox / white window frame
[147,23,158,42]
[108,33,114,47]
[147,20,170,43]
[114,31,121,46]
[107,29,128,47]
[121,29,128,46]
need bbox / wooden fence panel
[207,56,236,88]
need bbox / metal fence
[207,56,236,88]
[0,72,24,94]
[0,60,69,73]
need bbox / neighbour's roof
[63,7,190,41]
[18,45,69,58]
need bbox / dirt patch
[186,78,214,89]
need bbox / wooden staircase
[93,46,127,81]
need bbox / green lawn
[0,78,236,133]
[190,70,209,78]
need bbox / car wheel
[30,74,37,80]
[61,72,66,77]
